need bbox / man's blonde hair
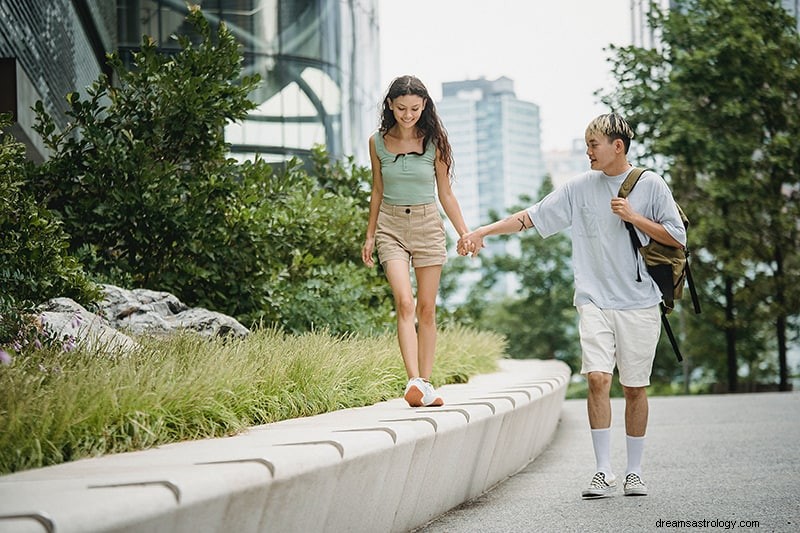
[585,113,634,154]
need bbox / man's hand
[458,232,484,257]
[610,197,637,222]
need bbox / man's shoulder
[564,170,598,188]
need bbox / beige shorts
[375,201,447,268]
[578,302,661,387]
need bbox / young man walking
[457,113,685,498]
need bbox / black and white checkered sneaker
[623,472,648,496]
[581,471,617,499]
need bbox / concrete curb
[0,359,571,533]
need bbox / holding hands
[457,231,484,257]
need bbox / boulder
[39,298,139,355]
[98,285,250,339]
[36,285,249,357]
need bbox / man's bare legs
[586,374,649,434]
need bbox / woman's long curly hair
[379,75,454,179]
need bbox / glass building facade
[439,77,545,232]
[117,0,380,164]
[1,0,380,165]
[0,0,116,161]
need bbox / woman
[361,75,471,407]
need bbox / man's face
[585,134,619,173]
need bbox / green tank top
[373,132,436,205]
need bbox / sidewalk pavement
[417,391,800,533]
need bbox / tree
[602,0,800,391]
[29,7,259,300]
[459,179,581,371]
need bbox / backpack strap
[661,304,684,362]
[618,167,649,282]
[618,167,648,200]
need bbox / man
[457,113,685,498]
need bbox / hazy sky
[378,0,632,152]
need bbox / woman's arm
[434,154,470,237]
[362,136,384,267]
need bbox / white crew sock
[591,428,613,478]
[626,435,646,477]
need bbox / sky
[378,0,633,152]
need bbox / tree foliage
[601,0,800,390]
[458,179,581,371]
[0,114,99,315]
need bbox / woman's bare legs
[383,260,419,378]
[413,264,442,379]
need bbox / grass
[0,325,505,474]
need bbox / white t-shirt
[527,168,686,310]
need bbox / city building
[544,138,589,188]
[781,0,800,29]
[437,76,546,298]
[1,0,380,165]
[0,0,116,161]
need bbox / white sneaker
[420,379,444,407]
[404,378,443,407]
[404,378,425,407]
[581,471,617,499]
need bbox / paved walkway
[417,391,800,533]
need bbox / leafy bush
[25,8,392,334]
[0,113,99,321]
[28,8,259,294]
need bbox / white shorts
[578,303,661,387]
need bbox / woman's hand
[362,238,376,267]
[457,232,484,257]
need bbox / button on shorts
[375,201,447,268]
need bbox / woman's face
[388,94,426,130]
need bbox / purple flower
[0,349,11,365]
[64,336,76,352]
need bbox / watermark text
[655,518,760,530]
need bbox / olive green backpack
[618,167,701,362]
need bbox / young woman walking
[361,75,471,407]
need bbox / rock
[35,285,249,357]
[38,298,139,355]
[98,285,249,339]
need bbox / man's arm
[610,197,683,248]
[458,209,534,256]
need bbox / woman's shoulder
[370,131,387,155]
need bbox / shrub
[0,113,99,317]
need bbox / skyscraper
[437,76,546,297]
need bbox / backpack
[618,167,701,362]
